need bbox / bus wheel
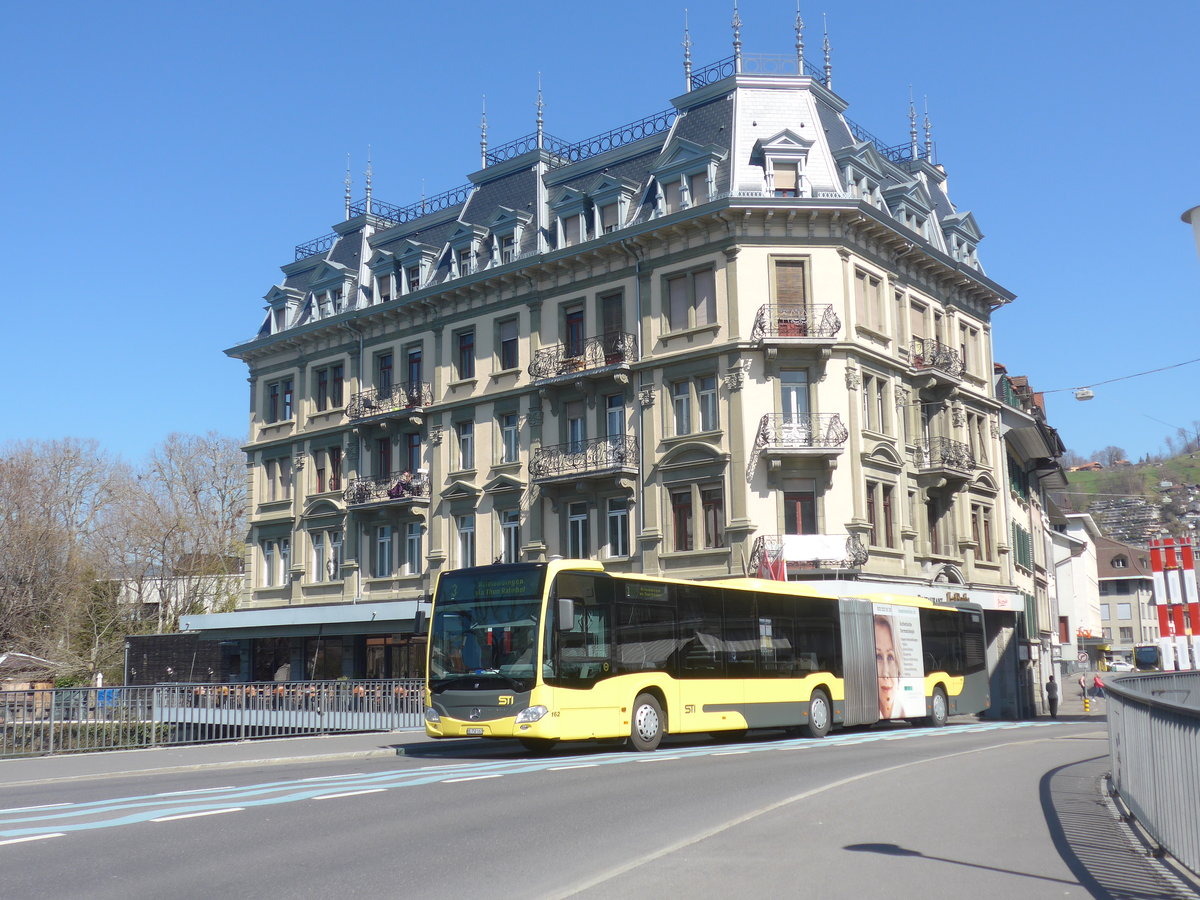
[629,693,664,751]
[803,689,831,739]
[519,737,558,753]
[928,688,948,728]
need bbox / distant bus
[424,560,990,751]
[1134,643,1163,671]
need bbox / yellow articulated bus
[424,560,989,752]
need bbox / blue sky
[4,0,1198,464]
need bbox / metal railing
[1105,671,1200,875]
[910,338,964,378]
[749,533,868,576]
[689,53,829,91]
[528,332,638,380]
[349,187,473,227]
[755,413,849,450]
[346,381,433,420]
[911,437,975,475]
[530,435,637,481]
[0,679,423,758]
[751,304,841,340]
[344,473,430,506]
[294,232,338,261]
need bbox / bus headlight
[424,706,441,724]
[514,705,548,724]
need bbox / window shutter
[692,269,716,326]
[773,163,798,192]
[774,260,806,304]
[668,276,689,330]
[689,172,708,205]
[601,203,618,231]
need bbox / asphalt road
[1,720,1194,899]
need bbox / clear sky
[4,0,1198,464]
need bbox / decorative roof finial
[536,73,544,149]
[795,2,805,74]
[909,87,918,159]
[683,9,693,92]
[344,154,352,221]
[823,13,832,89]
[923,95,933,161]
[480,94,488,168]
[732,1,743,73]
[364,145,373,216]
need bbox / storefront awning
[179,600,423,640]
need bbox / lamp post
[1183,205,1200,261]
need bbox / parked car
[1108,660,1135,672]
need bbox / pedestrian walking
[1093,673,1104,699]
[1046,676,1059,719]
[1078,674,1087,700]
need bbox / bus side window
[675,583,726,678]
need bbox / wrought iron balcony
[344,474,430,507]
[749,533,869,578]
[530,436,637,483]
[911,437,975,478]
[754,413,849,451]
[347,382,433,421]
[751,304,841,341]
[528,332,637,382]
[909,339,963,380]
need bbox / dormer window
[456,246,473,276]
[599,203,619,233]
[500,234,515,263]
[561,214,583,247]
[405,265,421,293]
[486,205,533,265]
[1113,556,1128,569]
[772,163,799,198]
[377,273,393,304]
[650,137,727,218]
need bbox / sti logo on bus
[498,696,514,705]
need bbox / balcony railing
[528,332,638,381]
[347,382,433,420]
[689,53,829,90]
[911,437,975,475]
[755,413,849,450]
[344,474,430,506]
[530,436,637,481]
[749,533,868,578]
[751,304,841,341]
[909,339,963,379]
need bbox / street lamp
[1183,205,1200,261]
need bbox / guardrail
[1104,671,1200,875]
[0,679,424,758]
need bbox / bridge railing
[1104,671,1200,875]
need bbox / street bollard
[1083,695,1090,713]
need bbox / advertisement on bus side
[873,603,926,719]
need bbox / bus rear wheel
[629,693,664,751]
[803,689,831,738]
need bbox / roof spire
[364,145,373,215]
[344,154,352,221]
[822,13,832,88]
[732,1,743,73]
[795,2,804,74]
[923,95,933,161]
[909,87,918,159]
[536,73,544,149]
[480,94,488,168]
[683,9,693,92]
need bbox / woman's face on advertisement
[876,620,898,716]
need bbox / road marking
[0,833,65,846]
[151,808,244,823]
[299,772,364,782]
[313,788,387,800]
[0,803,70,814]
[153,786,235,797]
[444,774,503,783]
[548,764,599,771]
[713,750,752,756]
[636,756,680,762]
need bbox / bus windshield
[429,565,547,693]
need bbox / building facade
[193,29,1035,696]
[1096,537,1158,663]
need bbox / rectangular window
[970,503,992,562]
[376,437,391,478]
[773,259,806,306]
[672,381,691,436]
[1117,603,1132,619]
[312,528,343,582]
[607,497,629,558]
[698,376,718,432]
[500,413,519,463]
[1119,626,1133,642]
[501,510,521,564]
[406,347,423,387]
[772,162,799,197]
[671,489,694,551]
[1100,603,1110,620]
[688,171,708,205]
[563,216,581,246]
[567,502,589,557]
[261,539,276,587]
[328,446,341,492]
[566,401,585,452]
[265,378,294,423]
[600,203,619,233]
[702,487,724,549]
[457,515,475,568]
[279,537,290,582]
[456,330,475,380]
[564,306,585,359]
[404,522,422,576]
[404,432,421,474]
[374,526,393,578]
[866,480,878,546]
[854,269,883,332]
[457,246,472,275]
[498,318,519,370]
[664,180,684,213]
[785,486,817,534]
[406,265,421,293]
[457,421,474,471]
[316,368,329,412]
[377,353,393,394]
[377,273,392,304]
[500,234,516,263]
[882,484,895,548]
[666,268,716,331]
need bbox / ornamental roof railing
[689,53,828,90]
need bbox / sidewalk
[0,729,434,787]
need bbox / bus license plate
[466,727,484,736]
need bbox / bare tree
[1098,445,1127,467]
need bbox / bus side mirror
[557,598,576,630]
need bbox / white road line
[299,772,365,782]
[153,786,235,797]
[636,756,680,762]
[713,750,752,756]
[151,808,244,823]
[444,774,503,783]
[0,833,66,847]
[548,764,599,771]
[313,789,387,800]
[0,803,71,814]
